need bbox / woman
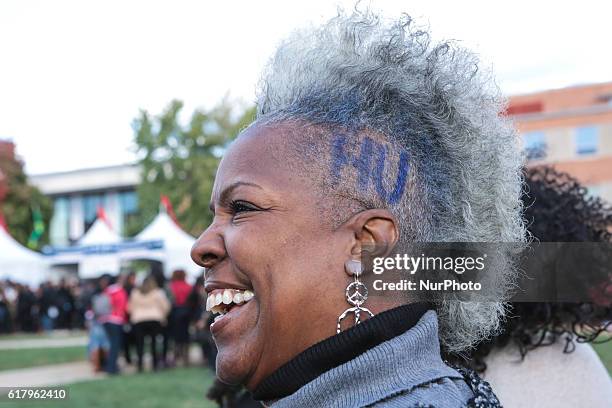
[450,166,612,407]
[87,278,111,372]
[191,9,524,407]
[151,264,172,366]
[98,274,128,374]
[128,275,171,372]
[169,269,193,366]
[187,275,217,368]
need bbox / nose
[191,222,226,270]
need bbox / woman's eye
[229,200,259,214]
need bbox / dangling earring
[337,259,374,334]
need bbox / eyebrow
[209,181,264,212]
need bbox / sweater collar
[264,309,463,407]
[252,302,431,402]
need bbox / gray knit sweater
[266,311,476,407]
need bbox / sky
[1,0,611,175]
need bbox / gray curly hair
[253,9,526,351]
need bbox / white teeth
[207,289,255,315]
[222,289,233,304]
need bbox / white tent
[73,218,122,278]
[78,218,122,245]
[0,226,48,286]
[44,212,201,280]
[135,212,201,279]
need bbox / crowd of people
[0,278,86,333]
[88,268,217,375]
[0,268,217,376]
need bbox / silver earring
[337,260,374,334]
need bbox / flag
[160,194,181,227]
[96,206,113,230]
[27,205,45,249]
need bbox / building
[30,164,141,246]
[507,81,612,202]
[29,164,201,280]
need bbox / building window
[119,190,138,215]
[119,190,139,236]
[82,193,105,232]
[523,132,547,161]
[575,127,598,155]
[50,196,70,246]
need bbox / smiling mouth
[206,288,255,323]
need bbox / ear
[342,209,399,258]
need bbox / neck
[252,302,432,401]
[246,299,406,390]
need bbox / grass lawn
[1,367,217,408]
[593,339,612,376]
[0,346,86,371]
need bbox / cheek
[225,217,347,316]
[224,222,274,269]
[269,236,349,316]
[224,217,304,277]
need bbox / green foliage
[132,99,256,237]
[0,147,52,248]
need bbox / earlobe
[344,259,362,276]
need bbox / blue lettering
[351,137,374,191]
[373,144,388,201]
[331,134,349,183]
[330,135,410,204]
[373,145,410,204]
[388,151,410,204]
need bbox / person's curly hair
[448,165,612,372]
[254,6,525,352]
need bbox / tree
[132,99,256,237]
[0,141,52,248]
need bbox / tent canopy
[78,218,121,245]
[44,211,202,281]
[136,212,195,246]
[135,212,201,278]
[46,215,164,278]
[0,226,47,286]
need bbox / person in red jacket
[99,274,128,374]
[169,269,192,366]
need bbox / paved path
[0,347,204,389]
[0,361,105,388]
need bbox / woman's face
[191,123,353,389]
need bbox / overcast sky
[1,0,611,175]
